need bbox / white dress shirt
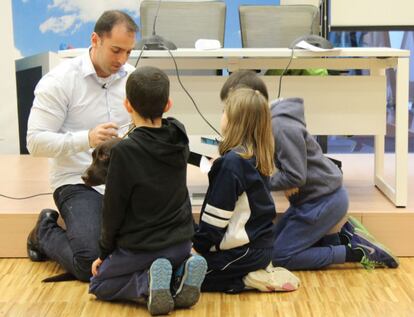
[27,50,134,193]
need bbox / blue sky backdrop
[12,0,279,57]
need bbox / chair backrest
[239,5,320,48]
[140,0,226,48]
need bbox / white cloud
[39,15,77,34]
[40,0,140,34]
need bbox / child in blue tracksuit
[220,70,399,271]
[193,87,285,293]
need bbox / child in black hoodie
[89,66,207,316]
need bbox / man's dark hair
[220,70,269,101]
[126,66,170,121]
[94,10,138,37]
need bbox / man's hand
[88,122,119,148]
[284,187,299,199]
[91,258,103,277]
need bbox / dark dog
[82,137,122,186]
[43,138,121,283]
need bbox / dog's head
[82,138,121,186]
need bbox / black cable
[165,48,222,136]
[134,47,145,68]
[0,192,52,200]
[277,47,295,99]
[134,46,221,135]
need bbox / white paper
[195,39,221,50]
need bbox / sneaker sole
[148,259,174,316]
[348,216,374,238]
[355,231,399,269]
[174,255,207,308]
[243,266,300,292]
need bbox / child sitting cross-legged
[193,87,300,293]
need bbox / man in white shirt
[26,10,138,282]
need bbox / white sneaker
[243,263,300,292]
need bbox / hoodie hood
[270,97,306,128]
[128,117,189,168]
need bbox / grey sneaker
[351,231,399,269]
[173,255,207,308]
[147,258,174,316]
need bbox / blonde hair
[219,88,275,176]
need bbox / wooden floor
[1,154,414,316]
[1,258,413,317]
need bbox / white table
[59,48,410,207]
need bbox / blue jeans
[38,184,103,281]
[89,241,192,301]
[272,186,349,270]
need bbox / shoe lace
[360,255,385,270]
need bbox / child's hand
[92,258,103,277]
[284,187,299,199]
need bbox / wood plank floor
[1,258,414,317]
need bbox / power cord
[134,47,145,68]
[134,45,221,137]
[0,192,52,200]
[165,48,222,136]
[277,47,295,99]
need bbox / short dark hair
[126,66,170,121]
[220,70,269,101]
[94,10,138,37]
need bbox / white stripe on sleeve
[201,213,229,228]
[205,204,233,219]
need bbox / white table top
[58,47,410,59]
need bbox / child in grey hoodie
[220,70,399,271]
